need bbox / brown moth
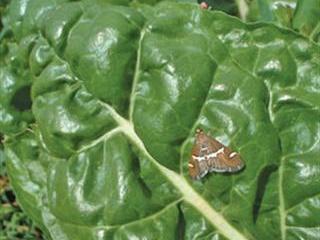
[189,129,244,179]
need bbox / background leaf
[292,0,320,42]
[247,0,297,26]
[247,0,320,42]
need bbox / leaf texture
[1,1,320,240]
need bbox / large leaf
[1,1,320,239]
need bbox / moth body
[188,129,245,179]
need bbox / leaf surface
[1,1,320,240]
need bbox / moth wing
[208,145,244,173]
[207,137,226,153]
[189,135,210,179]
[201,132,244,172]
[196,131,224,152]
[188,144,201,179]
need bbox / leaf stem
[129,28,146,122]
[279,157,286,240]
[235,0,249,21]
[100,101,249,240]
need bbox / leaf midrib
[100,101,249,240]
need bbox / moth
[189,129,244,179]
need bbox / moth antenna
[196,128,203,134]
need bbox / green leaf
[292,0,320,42]
[247,0,320,42]
[0,39,34,135]
[1,1,320,240]
[247,0,297,27]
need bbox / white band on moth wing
[188,163,195,168]
[192,155,206,161]
[229,152,237,158]
[206,147,224,159]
